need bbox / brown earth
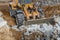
[0,26,22,40]
[42,5,60,18]
[0,1,16,27]
[1,10,16,27]
[0,2,60,40]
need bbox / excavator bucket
[24,17,54,25]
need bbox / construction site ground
[0,3,60,40]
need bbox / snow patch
[0,11,3,17]
[0,17,7,27]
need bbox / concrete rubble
[17,15,60,40]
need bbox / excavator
[9,0,54,28]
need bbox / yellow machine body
[9,0,54,25]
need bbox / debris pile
[18,15,60,40]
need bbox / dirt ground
[0,4,60,40]
[0,9,16,27]
[0,26,22,40]
[0,9,22,40]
